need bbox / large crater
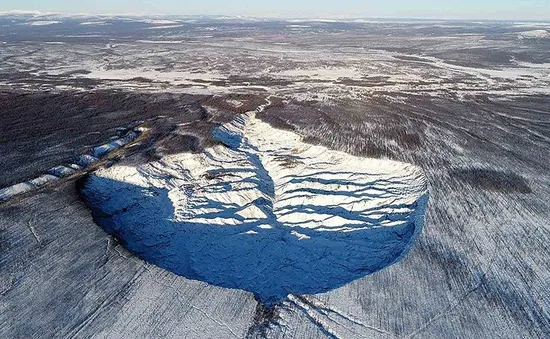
[79,112,428,306]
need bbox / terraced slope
[80,106,428,305]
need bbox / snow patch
[136,40,184,44]
[146,24,185,30]
[517,30,550,39]
[144,19,180,25]
[28,21,61,26]
[77,155,99,168]
[80,21,110,26]
[0,183,34,203]
[91,131,139,158]
[48,166,77,178]
[79,67,225,86]
[273,67,361,80]
[0,175,59,203]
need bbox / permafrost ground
[1,13,550,339]
[0,126,143,203]
[80,107,428,305]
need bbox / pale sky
[1,0,550,20]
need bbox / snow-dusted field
[1,15,549,100]
[1,14,549,339]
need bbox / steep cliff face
[80,107,428,305]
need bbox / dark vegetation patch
[0,90,265,188]
[432,48,516,68]
[266,96,285,109]
[255,97,296,131]
[0,90,199,186]
[246,297,282,337]
[0,90,203,144]
[123,118,213,163]
[450,168,532,194]
[0,70,102,89]
[127,77,156,83]
[335,76,394,87]
[227,75,294,87]
[274,155,303,169]
[258,98,424,159]
[392,55,433,63]
[384,126,423,148]
[203,94,267,113]
[260,101,335,129]
[256,113,296,132]
[158,134,203,154]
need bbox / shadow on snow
[79,174,427,306]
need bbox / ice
[47,166,77,178]
[28,174,59,187]
[76,154,99,168]
[92,131,139,158]
[0,182,34,202]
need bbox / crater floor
[80,108,428,305]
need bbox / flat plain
[1,14,549,338]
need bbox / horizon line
[1,9,549,23]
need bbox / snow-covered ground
[1,16,550,339]
[81,106,428,305]
[27,20,61,26]
[517,29,550,39]
[2,18,550,99]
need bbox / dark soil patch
[450,168,532,194]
